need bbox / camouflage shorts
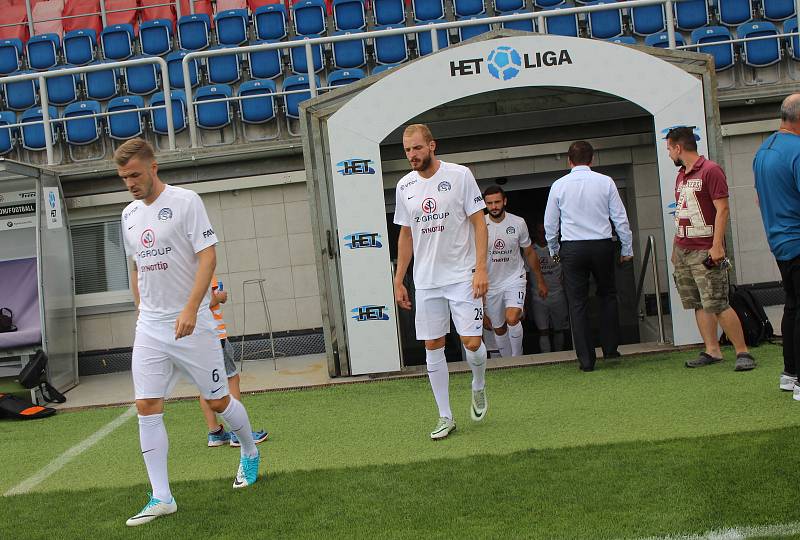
[671,247,730,314]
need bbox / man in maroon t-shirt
[667,127,756,371]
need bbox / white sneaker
[470,388,488,422]
[794,384,800,402]
[430,417,456,440]
[780,373,798,391]
[126,494,177,526]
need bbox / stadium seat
[178,14,211,50]
[763,0,795,20]
[587,0,623,39]
[333,0,367,30]
[501,11,536,33]
[84,61,120,100]
[63,29,96,66]
[608,35,637,44]
[494,0,524,11]
[535,0,564,7]
[674,0,709,30]
[140,19,174,56]
[5,72,38,111]
[166,49,200,89]
[62,0,102,35]
[125,57,161,95]
[454,0,485,17]
[151,90,188,134]
[100,24,135,60]
[0,110,16,155]
[544,4,580,37]
[195,84,233,130]
[293,0,327,35]
[107,95,146,139]
[21,105,58,151]
[27,33,61,70]
[0,4,29,42]
[283,73,318,120]
[0,39,23,75]
[785,18,800,60]
[249,40,284,79]
[691,26,735,70]
[331,30,367,69]
[239,78,277,123]
[644,31,686,47]
[105,0,140,30]
[738,20,781,66]
[254,4,288,40]
[32,1,64,37]
[289,35,324,73]
[179,0,214,21]
[373,24,409,65]
[717,0,753,26]
[218,0,248,9]
[206,45,243,84]
[373,0,406,25]
[328,67,364,86]
[372,62,399,74]
[415,22,449,54]
[63,100,102,146]
[140,0,176,25]
[630,4,666,35]
[249,0,283,9]
[215,9,249,45]
[413,0,445,21]
[45,66,79,106]
[457,15,492,41]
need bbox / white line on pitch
[633,521,800,540]
[4,405,138,497]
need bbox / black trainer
[734,353,756,371]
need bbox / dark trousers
[561,240,619,370]
[777,255,800,376]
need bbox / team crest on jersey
[437,181,451,192]
[506,226,515,234]
[158,208,173,221]
[494,239,506,250]
[422,198,437,214]
[141,228,156,248]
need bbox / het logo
[422,198,437,214]
[351,305,390,321]
[337,158,375,176]
[450,45,573,80]
[141,228,156,248]
[344,232,382,249]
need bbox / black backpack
[0,307,15,333]
[721,285,774,347]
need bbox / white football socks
[138,413,172,503]
[465,342,487,391]
[220,397,257,457]
[508,322,523,356]
[425,347,452,420]
[495,330,511,358]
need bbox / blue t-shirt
[753,132,800,261]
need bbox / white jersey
[486,212,531,292]
[394,161,486,290]
[122,185,218,323]
[533,243,563,294]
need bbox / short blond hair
[403,124,434,143]
[114,138,155,166]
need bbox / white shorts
[485,282,526,329]
[414,280,484,340]
[132,311,229,401]
[532,290,570,331]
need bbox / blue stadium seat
[494,0,524,11]
[608,35,637,44]
[46,66,79,106]
[328,67,365,86]
[5,72,38,111]
[293,0,327,36]
[107,95,146,139]
[763,0,795,20]
[238,79,277,124]
[785,18,800,60]
[84,61,120,100]
[63,29,96,66]
[249,41,284,79]
[535,0,564,7]
[101,24,135,60]
[27,34,61,71]
[331,30,367,69]
[674,0,709,30]
[631,4,666,35]
[373,24,409,65]
[254,4,288,40]
[738,20,781,66]
[64,100,102,145]
[21,106,58,151]
[0,39,23,75]
[501,11,536,32]
[691,26,735,70]
[373,0,406,25]
[0,110,15,155]
[415,22,449,54]
[457,15,492,41]
[372,63,399,74]
[587,0,623,39]
[166,50,200,89]
[718,0,753,26]
[206,45,243,84]
[216,9,249,45]
[333,0,367,30]
[151,90,188,134]
[413,0,445,21]
[178,14,212,50]
[125,56,161,95]
[283,74,319,119]
[289,35,324,73]
[140,19,174,56]
[195,84,233,130]
[544,4,580,37]
[454,0,485,17]
[644,31,686,47]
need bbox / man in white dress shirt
[544,141,633,372]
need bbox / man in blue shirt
[753,93,800,399]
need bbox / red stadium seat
[32,0,65,37]
[141,0,176,25]
[179,0,214,22]
[106,0,140,33]
[0,4,30,42]
[63,0,103,34]
[218,0,248,9]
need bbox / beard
[489,207,505,218]
[672,157,684,167]
[411,154,432,171]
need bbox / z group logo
[352,305,390,321]
[344,232,382,249]
[337,158,375,176]
[422,198,437,214]
[141,228,156,248]
[450,45,573,81]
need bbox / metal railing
[634,235,665,344]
